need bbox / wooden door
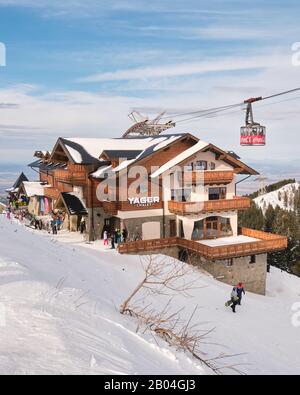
[205,218,219,239]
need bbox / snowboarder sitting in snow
[229,287,240,313]
[236,282,245,305]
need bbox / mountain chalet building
[27,133,287,295]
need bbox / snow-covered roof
[91,165,113,179]
[5,187,18,193]
[58,134,187,165]
[22,182,49,197]
[151,140,209,178]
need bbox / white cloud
[79,54,282,83]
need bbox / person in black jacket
[122,228,128,243]
[111,231,115,249]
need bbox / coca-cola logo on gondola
[240,125,266,146]
[241,135,265,146]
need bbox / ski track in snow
[0,214,300,375]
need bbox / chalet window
[171,189,191,202]
[192,219,205,241]
[250,255,256,264]
[195,160,207,171]
[209,187,227,200]
[209,162,216,170]
[186,163,193,172]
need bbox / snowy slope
[254,182,299,212]
[0,215,300,375]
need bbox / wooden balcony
[204,170,234,185]
[184,170,234,185]
[118,228,287,260]
[54,169,86,184]
[168,196,251,215]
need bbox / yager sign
[128,196,160,207]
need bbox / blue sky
[1,0,300,181]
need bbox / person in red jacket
[236,283,245,305]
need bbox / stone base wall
[179,249,267,295]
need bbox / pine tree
[264,204,276,232]
[239,201,264,230]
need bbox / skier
[117,229,122,244]
[114,229,119,245]
[51,218,58,235]
[103,230,108,246]
[236,282,245,305]
[111,231,116,249]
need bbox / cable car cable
[261,87,300,101]
[163,87,300,123]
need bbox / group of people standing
[103,228,128,249]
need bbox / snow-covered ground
[254,182,299,212]
[0,214,300,375]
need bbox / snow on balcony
[198,235,260,247]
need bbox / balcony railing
[54,169,86,184]
[204,170,234,185]
[184,170,234,185]
[168,196,251,215]
[118,228,287,260]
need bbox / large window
[209,187,227,200]
[220,217,233,237]
[192,219,205,240]
[191,216,233,240]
